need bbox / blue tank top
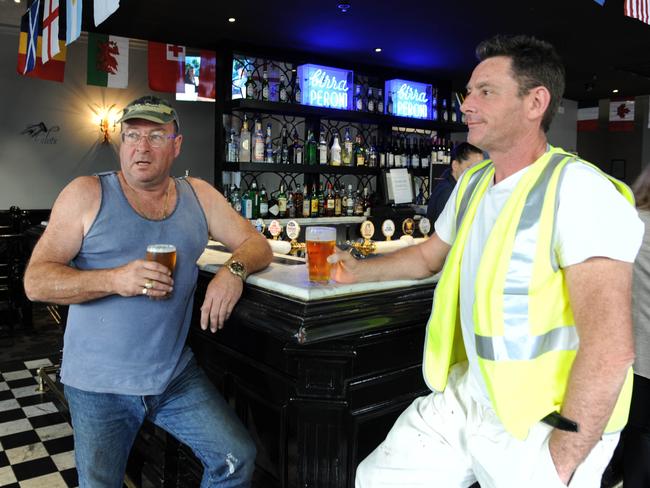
[61,172,208,395]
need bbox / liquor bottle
[239,115,251,162]
[412,138,421,169]
[249,182,260,219]
[293,76,302,104]
[245,69,256,99]
[227,129,238,162]
[441,98,449,122]
[353,134,365,166]
[277,184,287,218]
[415,185,426,205]
[386,92,394,115]
[253,120,265,162]
[437,137,446,165]
[421,137,430,168]
[362,187,371,217]
[310,184,319,217]
[445,140,453,164]
[431,95,438,122]
[280,126,289,164]
[341,128,353,166]
[367,137,378,167]
[261,70,270,101]
[306,130,318,166]
[346,184,355,216]
[330,133,342,166]
[287,187,295,218]
[451,94,459,123]
[386,136,394,168]
[377,137,386,168]
[325,184,335,217]
[334,186,342,217]
[430,136,438,165]
[354,85,364,112]
[354,189,364,216]
[259,186,269,218]
[230,185,242,214]
[293,131,303,164]
[367,87,375,113]
[401,137,409,168]
[377,89,384,114]
[279,74,289,103]
[318,130,328,165]
[241,191,252,219]
[294,184,303,218]
[317,182,325,216]
[392,136,400,168]
[302,185,311,218]
[405,138,413,169]
[264,123,273,163]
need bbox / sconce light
[90,103,120,143]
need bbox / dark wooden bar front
[131,268,435,488]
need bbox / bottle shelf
[227,99,468,132]
[223,161,451,177]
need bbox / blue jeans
[64,358,256,488]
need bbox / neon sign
[297,63,353,110]
[385,79,433,119]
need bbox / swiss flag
[198,50,216,100]
[148,41,185,92]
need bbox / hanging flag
[41,0,60,64]
[624,0,650,24]
[577,107,599,132]
[21,0,40,74]
[87,33,128,88]
[593,0,605,5]
[66,0,82,45]
[198,50,216,100]
[148,41,185,93]
[94,0,120,26]
[17,0,66,81]
[609,98,635,131]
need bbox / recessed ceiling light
[228,17,236,23]
[337,2,351,13]
[612,89,619,93]
[14,0,21,3]
[375,48,382,53]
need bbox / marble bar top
[197,247,439,302]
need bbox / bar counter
[157,247,439,487]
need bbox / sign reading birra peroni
[297,64,353,111]
[385,79,433,119]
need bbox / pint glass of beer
[146,244,177,274]
[305,227,336,283]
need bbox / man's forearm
[549,349,633,482]
[24,262,115,304]
[228,234,273,275]
[352,244,441,283]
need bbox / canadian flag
[148,42,185,93]
[608,98,635,132]
[577,107,598,132]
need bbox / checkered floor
[0,357,77,488]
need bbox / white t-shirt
[435,161,644,405]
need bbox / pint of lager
[146,244,177,273]
[305,227,336,283]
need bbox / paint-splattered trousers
[65,357,256,488]
[355,362,619,488]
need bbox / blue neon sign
[385,79,433,119]
[297,64,353,111]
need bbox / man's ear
[527,86,551,124]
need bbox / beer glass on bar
[305,227,336,283]
[146,244,177,297]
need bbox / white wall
[547,98,578,153]
[0,24,215,209]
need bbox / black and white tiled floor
[0,357,77,488]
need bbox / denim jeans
[64,357,256,488]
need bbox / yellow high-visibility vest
[422,146,635,439]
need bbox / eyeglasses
[121,131,176,148]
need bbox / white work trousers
[355,363,619,488]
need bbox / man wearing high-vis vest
[330,35,644,488]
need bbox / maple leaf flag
[609,98,635,132]
[87,33,129,88]
[148,42,185,93]
[42,0,60,64]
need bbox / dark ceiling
[89,0,650,104]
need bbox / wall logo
[21,122,59,144]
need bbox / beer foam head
[306,226,336,242]
[147,244,176,253]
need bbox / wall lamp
[90,103,120,143]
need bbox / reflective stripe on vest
[474,152,580,361]
[455,163,493,231]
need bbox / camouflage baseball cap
[118,95,180,130]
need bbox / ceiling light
[228,17,236,23]
[375,48,382,53]
[337,2,351,13]
[14,0,21,3]
[612,89,619,93]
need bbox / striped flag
[94,0,120,26]
[42,0,60,63]
[66,0,82,45]
[577,107,599,132]
[593,0,605,5]
[87,33,129,88]
[624,0,650,24]
[22,0,40,74]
